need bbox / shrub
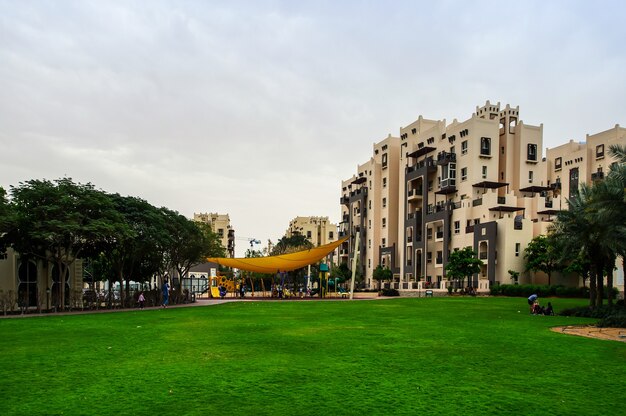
[380,288,400,297]
[490,284,614,299]
[559,304,626,327]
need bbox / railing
[472,198,483,207]
[436,231,443,239]
[479,252,488,259]
[544,200,553,208]
[497,196,506,204]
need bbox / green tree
[6,178,125,310]
[445,247,483,288]
[271,234,313,255]
[372,265,392,290]
[164,210,226,295]
[523,235,561,286]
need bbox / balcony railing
[472,198,483,207]
[497,196,506,204]
[479,252,488,260]
[436,231,443,239]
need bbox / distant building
[193,212,235,258]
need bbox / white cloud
[1,0,625,255]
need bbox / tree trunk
[596,259,604,307]
[589,266,597,308]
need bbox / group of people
[527,294,554,316]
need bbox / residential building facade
[193,212,236,258]
[340,101,625,291]
[286,216,338,248]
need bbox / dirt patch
[551,325,626,343]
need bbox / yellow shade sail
[207,237,348,274]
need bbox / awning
[207,236,348,274]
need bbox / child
[138,291,145,309]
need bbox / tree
[507,270,520,285]
[6,179,125,310]
[524,235,561,286]
[0,187,14,252]
[445,247,483,288]
[372,265,392,290]
[271,234,313,255]
[164,210,226,295]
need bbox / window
[383,177,387,188]
[382,153,388,168]
[501,146,505,155]
[427,252,432,263]
[307,231,312,238]
[529,171,534,183]
[461,167,467,181]
[555,157,562,170]
[515,243,520,257]
[382,238,386,247]
[480,137,491,156]
[368,220,371,229]
[427,227,433,240]
[382,218,386,228]
[368,239,371,248]
[527,144,537,161]
[454,221,460,234]
[482,166,487,179]
[461,140,468,155]
[596,144,604,159]
[368,201,371,209]
[218,228,224,237]
[329,231,334,239]
[382,197,387,208]
[428,180,433,192]
[368,259,371,268]
[436,251,443,264]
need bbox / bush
[559,305,626,327]
[380,288,400,297]
[490,284,615,299]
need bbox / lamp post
[46,288,50,312]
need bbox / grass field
[1,297,624,415]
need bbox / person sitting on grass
[544,302,554,316]
[532,302,544,315]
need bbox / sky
[1,0,625,257]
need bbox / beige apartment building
[340,101,625,291]
[339,134,400,288]
[193,212,235,258]
[286,216,338,247]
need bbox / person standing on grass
[528,293,538,313]
[138,291,145,309]
[162,279,170,308]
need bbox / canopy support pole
[349,231,360,300]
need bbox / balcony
[407,188,423,201]
[340,196,349,205]
[436,151,456,165]
[591,172,604,181]
[479,252,488,260]
[472,198,483,207]
[497,196,506,204]
[436,231,444,239]
[544,200,553,208]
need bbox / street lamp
[46,288,50,312]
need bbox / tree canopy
[445,247,483,286]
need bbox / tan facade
[341,101,625,291]
[340,134,400,288]
[285,216,338,247]
[0,248,84,311]
[193,212,235,258]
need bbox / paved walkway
[0,293,384,319]
[551,325,626,343]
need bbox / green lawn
[0,297,624,415]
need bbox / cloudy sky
[1,0,625,256]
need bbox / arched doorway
[18,260,38,308]
[51,264,70,308]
